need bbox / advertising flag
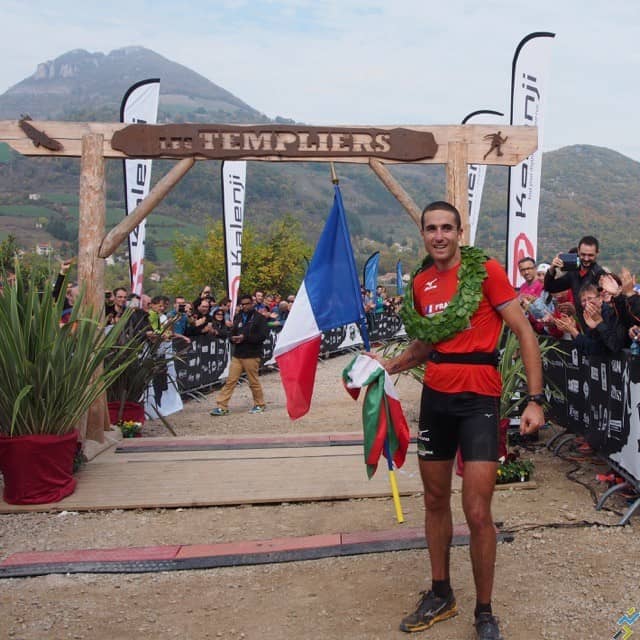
[222,161,247,319]
[463,109,504,246]
[274,185,364,419]
[120,78,160,296]
[396,260,404,296]
[506,32,555,286]
[363,251,380,296]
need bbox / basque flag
[343,355,410,478]
[274,184,364,419]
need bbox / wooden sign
[111,124,438,162]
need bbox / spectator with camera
[544,236,606,330]
[168,296,189,335]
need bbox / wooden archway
[0,119,537,445]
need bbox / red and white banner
[463,109,504,246]
[222,161,247,319]
[506,32,555,286]
[120,78,160,295]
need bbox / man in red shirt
[376,201,544,640]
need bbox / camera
[104,291,111,300]
[178,304,186,313]
[559,253,580,271]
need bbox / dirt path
[1,353,639,639]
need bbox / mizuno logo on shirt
[423,277,438,292]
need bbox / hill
[0,47,639,277]
[0,46,268,124]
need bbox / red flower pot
[107,401,145,425]
[0,431,78,504]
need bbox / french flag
[274,185,365,419]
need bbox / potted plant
[0,270,142,504]
[118,420,143,438]
[105,314,181,435]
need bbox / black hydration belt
[427,350,500,366]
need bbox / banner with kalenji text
[222,160,247,319]
[120,78,160,296]
[506,32,555,287]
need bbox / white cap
[537,263,551,273]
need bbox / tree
[164,215,311,300]
[0,235,19,272]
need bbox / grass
[40,193,79,205]
[0,204,58,217]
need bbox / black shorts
[417,386,500,462]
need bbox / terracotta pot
[107,401,145,425]
[0,430,78,504]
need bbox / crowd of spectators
[517,235,640,465]
[98,285,299,343]
[518,235,640,357]
[362,285,403,315]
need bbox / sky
[1,0,640,160]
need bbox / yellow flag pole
[383,395,404,523]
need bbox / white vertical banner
[222,161,247,319]
[462,109,504,246]
[121,78,160,295]
[506,32,555,286]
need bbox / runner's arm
[370,339,432,375]
[499,298,546,434]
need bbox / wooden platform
[0,433,425,513]
[0,433,535,513]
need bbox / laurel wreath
[399,246,489,344]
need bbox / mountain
[0,47,639,277]
[0,46,268,123]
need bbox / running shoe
[399,589,457,633]
[475,612,503,640]
[210,407,229,416]
[248,405,265,414]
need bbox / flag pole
[383,396,405,523]
[331,163,404,524]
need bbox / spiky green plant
[0,269,143,436]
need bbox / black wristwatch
[525,393,545,406]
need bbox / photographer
[168,296,189,336]
[543,236,606,330]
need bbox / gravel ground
[1,352,639,640]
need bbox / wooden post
[446,142,470,244]
[78,133,108,443]
[368,158,422,228]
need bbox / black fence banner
[546,342,639,485]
